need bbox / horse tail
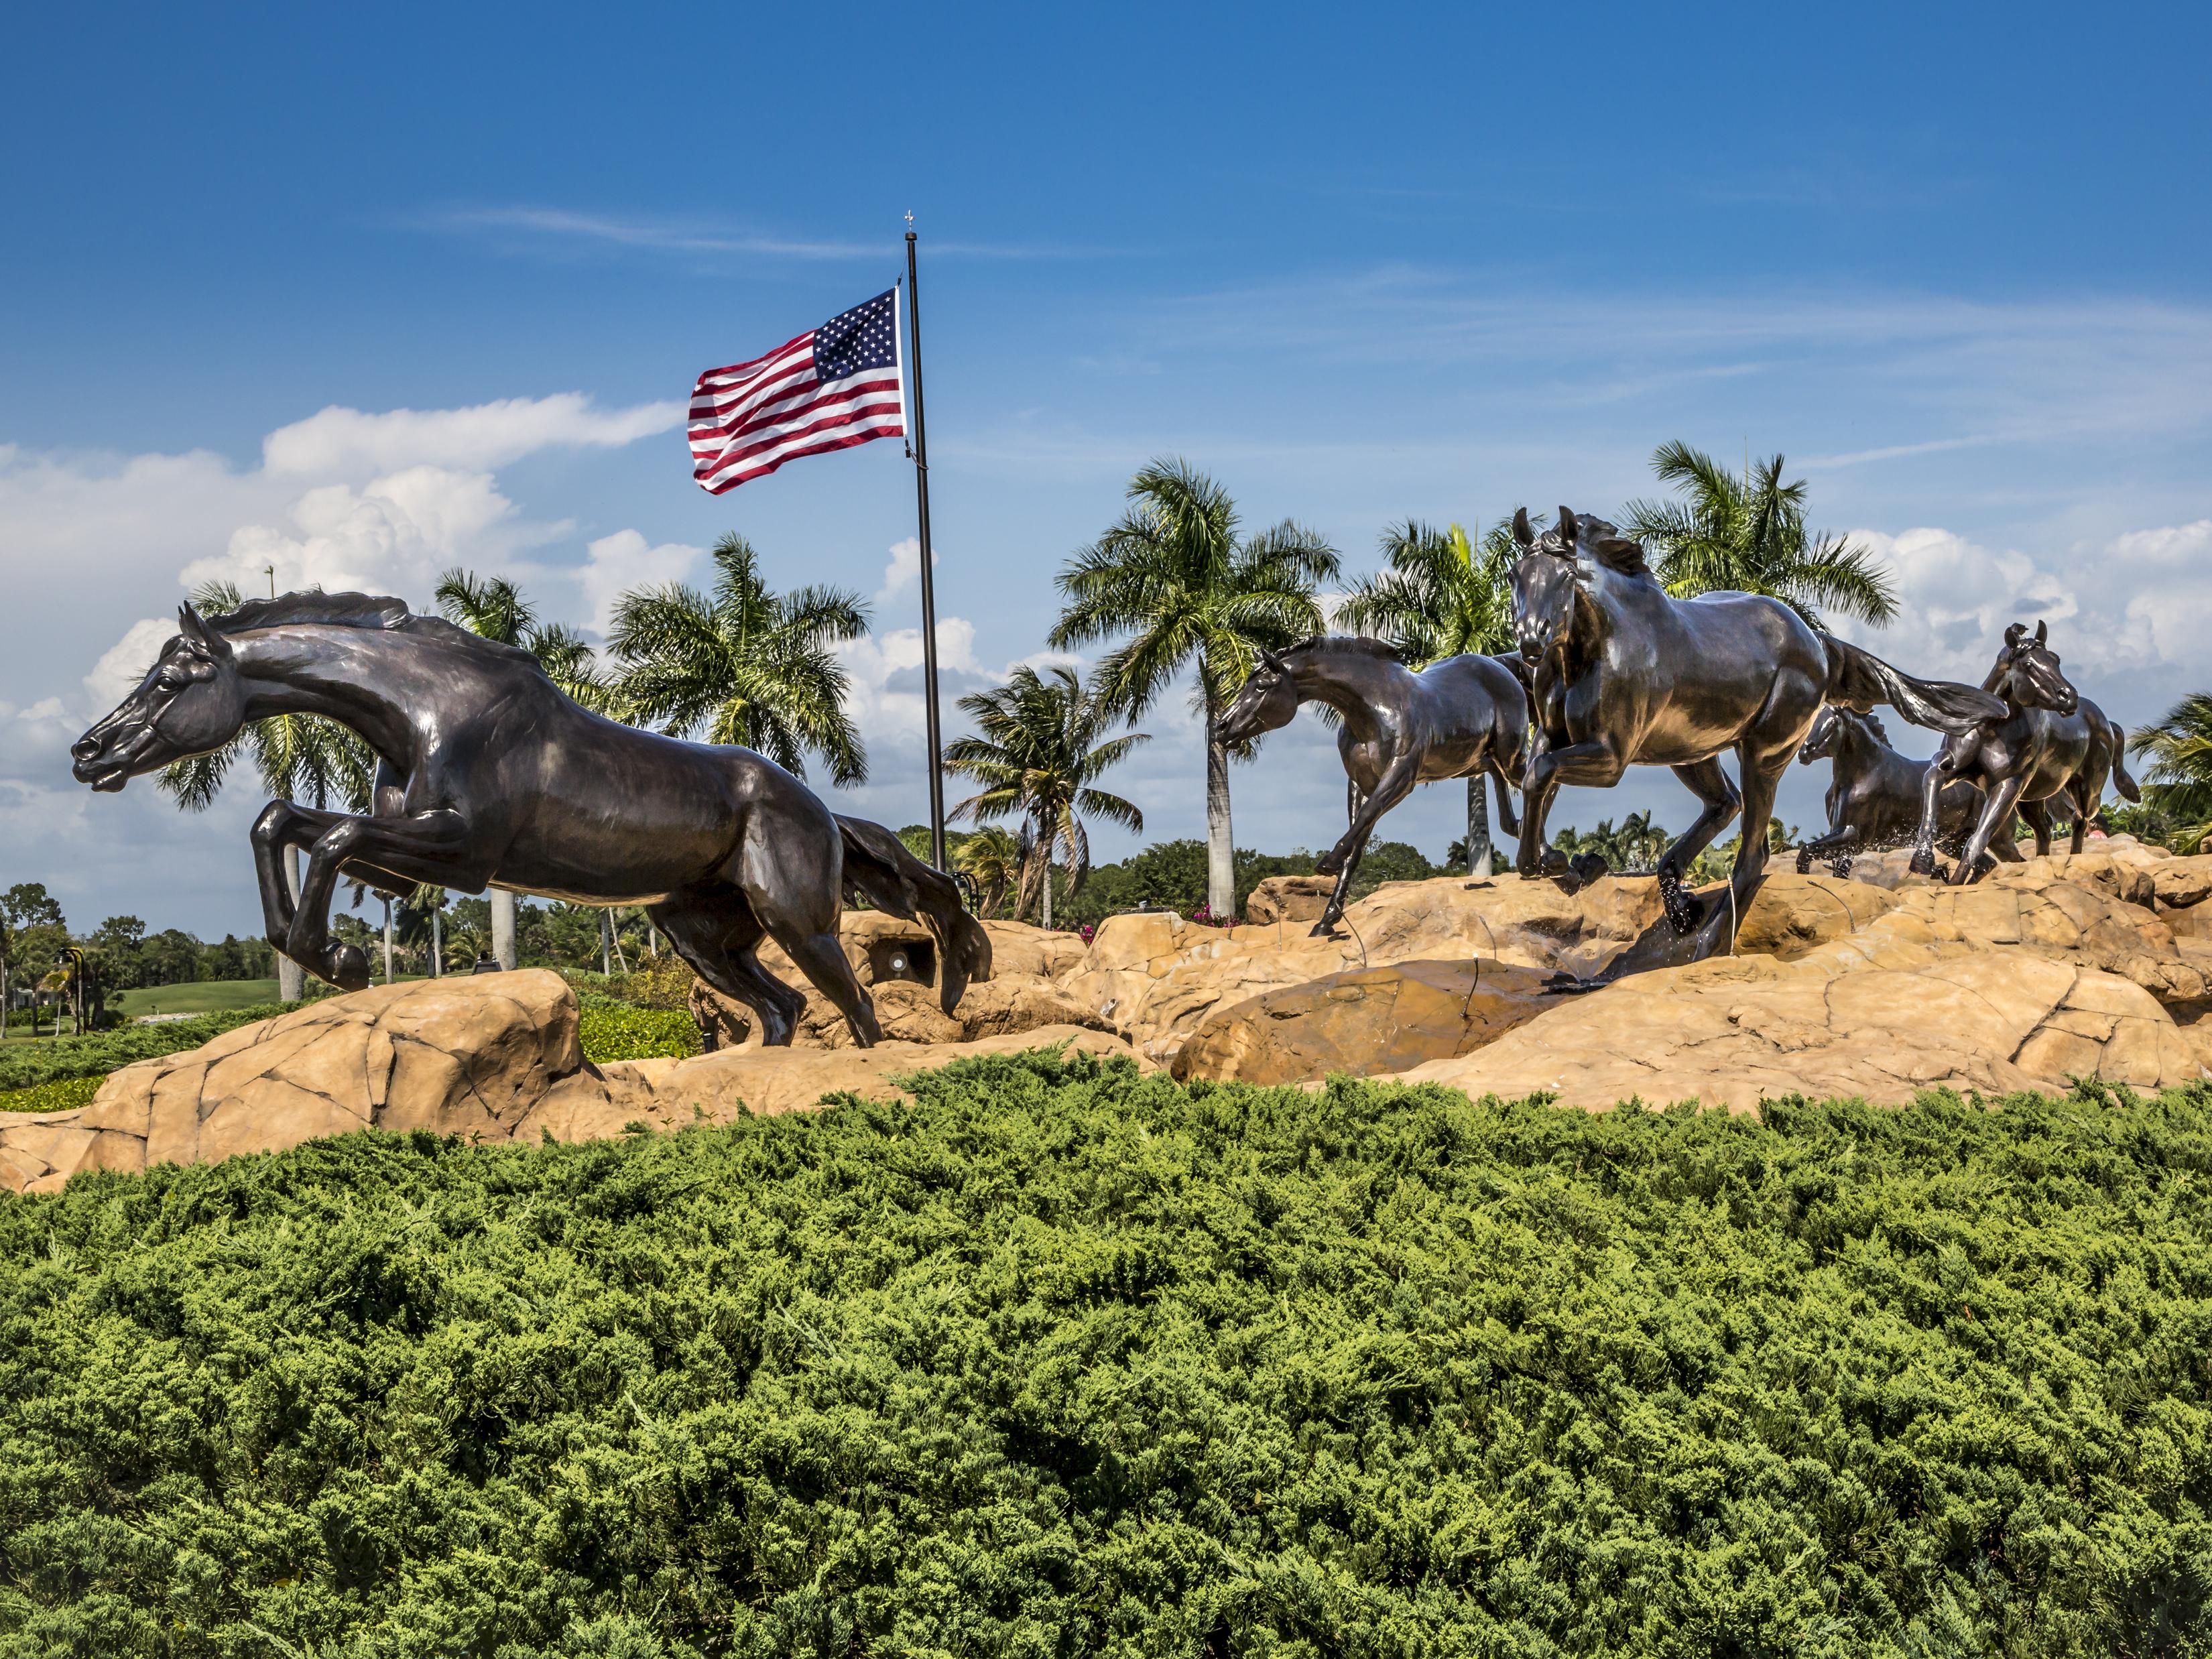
[1820,635,2007,735]
[2108,723,2143,802]
[833,815,993,1014]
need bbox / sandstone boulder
[1245,875,1334,925]
[1394,940,2209,1113]
[0,972,597,1193]
[1172,960,1558,1085]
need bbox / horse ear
[1259,648,1287,673]
[1512,507,1534,550]
[1554,506,1577,544]
[2034,619,2048,646]
[178,602,234,664]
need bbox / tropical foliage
[950,824,1024,916]
[434,568,611,709]
[1621,441,1897,629]
[608,533,870,784]
[1337,517,1520,874]
[1052,458,1339,915]
[2130,691,2212,852]
[943,666,1147,926]
[5,1058,2212,1654]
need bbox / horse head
[1995,619,2077,716]
[1214,647,1302,745]
[1798,704,1844,763]
[1509,505,1589,667]
[72,603,250,792]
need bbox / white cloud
[85,619,176,711]
[578,530,701,634]
[875,535,928,603]
[261,393,683,477]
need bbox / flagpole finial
[904,208,914,239]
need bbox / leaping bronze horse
[1213,636,1530,934]
[70,594,989,1048]
[1910,620,2138,883]
[1509,507,2005,970]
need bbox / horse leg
[771,928,882,1048]
[1951,776,2027,885]
[280,806,477,990]
[2018,796,2054,857]
[1314,756,1418,932]
[1487,759,1522,838]
[1319,754,1416,876]
[650,890,806,1048]
[249,800,309,953]
[1515,738,1623,878]
[1909,755,1955,876]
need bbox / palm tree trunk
[1205,692,1235,919]
[382,898,394,985]
[1040,844,1054,929]
[430,907,442,977]
[1466,776,1492,878]
[492,889,517,971]
[278,849,306,1002]
[600,910,613,977]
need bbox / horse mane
[1570,514,1652,578]
[210,591,538,664]
[1292,635,1406,664]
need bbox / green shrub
[3,1058,2211,1654]
[0,1074,104,1113]
[576,1004,699,1062]
[0,1003,290,1091]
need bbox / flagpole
[904,217,947,872]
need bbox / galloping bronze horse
[1910,621,2138,883]
[1510,507,2004,968]
[70,594,989,1047]
[1794,704,2006,875]
[1213,636,1530,934]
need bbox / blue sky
[5,2,2211,934]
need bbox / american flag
[688,288,906,493]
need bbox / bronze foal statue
[71,594,989,1048]
[1508,507,2005,973]
[1213,636,1530,934]
[1794,704,2009,875]
[1910,620,2138,883]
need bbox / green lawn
[109,977,282,1017]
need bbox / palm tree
[2130,693,2212,852]
[954,825,1024,917]
[607,533,870,784]
[1051,458,1339,916]
[1621,441,1897,629]
[160,580,378,1001]
[944,666,1148,928]
[1337,517,1518,875]
[434,568,617,966]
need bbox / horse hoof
[1908,848,1937,877]
[1657,868,1701,936]
[1831,854,1854,880]
[1794,847,1812,875]
[1308,919,1342,938]
[1314,854,1344,877]
[324,943,370,993]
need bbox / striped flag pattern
[688,288,906,493]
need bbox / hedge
[0,1006,290,1093]
[1,1056,2209,1656]
[576,1005,700,1064]
[0,1076,105,1115]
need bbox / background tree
[1052,458,1339,916]
[944,666,1148,928]
[609,534,869,790]
[953,826,1024,918]
[1621,442,1896,629]
[1337,517,1518,875]
[160,580,377,1001]
[434,568,617,968]
[2129,692,2212,853]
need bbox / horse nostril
[70,738,100,761]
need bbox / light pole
[55,947,86,1036]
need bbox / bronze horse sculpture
[1213,636,1530,934]
[1910,620,2138,883]
[1794,704,2009,875]
[1508,507,2006,971]
[70,594,989,1048]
